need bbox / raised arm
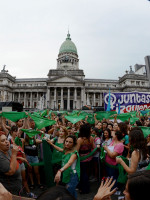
[47,139,63,152]
[5,146,19,176]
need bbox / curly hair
[129,128,148,160]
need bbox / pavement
[19,180,124,200]
[18,167,125,200]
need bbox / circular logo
[104,93,116,105]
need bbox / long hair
[79,123,91,139]
[118,122,127,135]
[129,128,148,160]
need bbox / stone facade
[0,34,149,111]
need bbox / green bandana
[29,113,56,129]
[2,111,27,122]
[65,114,85,124]
[21,129,41,137]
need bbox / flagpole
[106,88,111,111]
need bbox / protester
[76,123,95,194]
[103,130,124,190]
[116,128,149,174]
[47,135,80,199]
[91,127,101,182]
[101,128,112,147]
[24,133,44,189]
[51,126,68,175]
[0,132,22,195]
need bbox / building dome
[59,32,78,55]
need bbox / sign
[104,92,150,113]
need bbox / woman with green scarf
[47,135,80,199]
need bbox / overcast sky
[0,0,150,80]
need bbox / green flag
[29,114,56,129]
[2,111,27,122]
[129,111,137,117]
[130,117,139,125]
[140,126,150,138]
[21,129,41,137]
[117,113,132,122]
[40,109,48,117]
[65,114,85,124]
[96,111,117,121]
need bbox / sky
[0,0,150,80]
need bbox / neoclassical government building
[0,32,150,111]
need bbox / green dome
[59,33,77,54]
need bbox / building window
[141,82,145,86]
[34,102,36,108]
[136,81,140,86]
[77,92,80,96]
[96,94,99,99]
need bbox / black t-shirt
[24,139,38,157]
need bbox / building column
[24,92,26,108]
[86,92,88,105]
[54,87,56,110]
[93,93,95,106]
[74,87,77,109]
[83,87,86,105]
[12,93,14,101]
[46,88,50,108]
[18,92,20,103]
[61,87,64,110]
[100,93,102,106]
[49,87,51,108]
[81,88,84,109]
[30,92,32,108]
[67,87,70,110]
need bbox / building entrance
[70,100,73,110]
[64,99,67,110]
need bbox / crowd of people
[0,110,150,200]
